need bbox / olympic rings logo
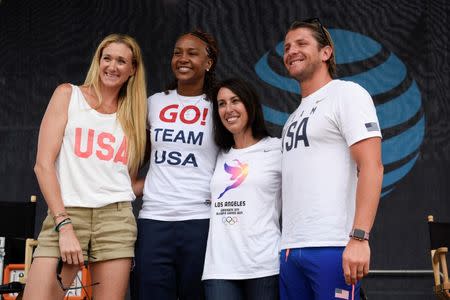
[222,216,238,225]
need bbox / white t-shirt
[281,80,382,249]
[139,90,218,221]
[56,85,135,208]
[202,137,282,280]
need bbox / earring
[206,68,210,72]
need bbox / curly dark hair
[165,29,219,100]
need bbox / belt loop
[117,202,122,211]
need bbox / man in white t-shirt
[280,18,383,300]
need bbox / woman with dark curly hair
[133,29,219,300]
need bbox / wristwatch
[349,228,370,241]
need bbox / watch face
[353,229,365,239]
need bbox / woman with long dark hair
[202,78,281,300]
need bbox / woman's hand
[58,223,84,266]
[132,177,145,197]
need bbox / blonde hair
[84,34,147,176]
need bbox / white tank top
[55,85,135,208]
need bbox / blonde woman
[23,34,147,300]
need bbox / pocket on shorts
[98,202,137,244]
[37,213,58,242]
[121,205,137,240]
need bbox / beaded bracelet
[54,218,72,232]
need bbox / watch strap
[349,228,370,241]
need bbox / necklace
[175,90,205,109]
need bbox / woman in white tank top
[23,34,147,300]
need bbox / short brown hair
[287,19,337,78]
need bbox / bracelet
[54,218,72,232]
[52,211,69,222]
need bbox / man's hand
[342,239,370,285]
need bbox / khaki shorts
[34,202,137,262]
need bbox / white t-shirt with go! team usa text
[281,80,382,250]
[139,90,218,221]
[202,137,282,280]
